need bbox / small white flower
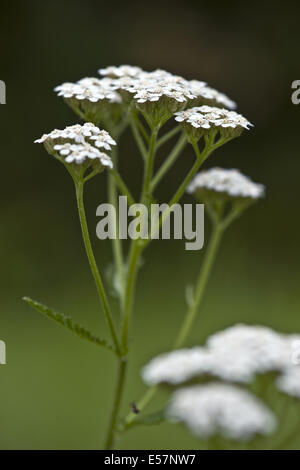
[175,106,252,131]
[55,78,121,104]
[89,129,117,150]
[166,383,276,441]
[98,65,144,78]
[54,142,112,166]
[35,123,109,145]
[187,168,265,199]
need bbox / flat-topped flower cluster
[56,65,237,110]
[54,64,246,132]
[187,168,265,200]
[35,123,115,168]
[142,325,300,442]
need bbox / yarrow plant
[23,64,295,450]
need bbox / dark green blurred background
[1,0,300,449]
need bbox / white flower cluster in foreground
[175,106,252,131]
[35,123,115,167]
[142,324,300,441]
[142,325,300,386]
[55,65,237,111]
[166,383,276,441]
[187,168,265,200]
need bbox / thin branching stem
[75,179,121,356]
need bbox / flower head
[206,325,300,383]
[35,123,114,173]
[95,66,237,127]
[54,78,122,127]
[54,79,120,104]
[142,325,299,386]
[188,81,237,110]
[166,383,276,441]
[175,106,252,141]
[187,168,265,200]
[142,348,211,385]
[53,143,112,167]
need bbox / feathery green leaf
[23,296,115,354]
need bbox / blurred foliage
[0,0,300,449]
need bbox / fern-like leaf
[23,296,115,354]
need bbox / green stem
[121,140,229,430]
[150,134,186,192]
[104,358,128,449]
[75,179,121,355]
[130,115,147,161]
[174,222,224,348]
[103,126,159,448]
[143,140,212,248]
[121,241,143,352]
[156,125,181,149]
[142,128,159,203]
[108,164,126,311]
[110,168,135,206]
[132,111,150,143]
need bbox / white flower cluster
[166,383,276,441]
[142,325,299,386]
[98,65,236,110]
[187,168,265,200]
[52,143,112,166]
[98,65,143,78]
[143,324,300,441]
[175,106,252,131]
[189,81,237,110]
[55,78,121,104]
[35,123,115,167]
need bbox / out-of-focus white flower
[142,325,300,386]
[276,366,300,398]
[98,65,144,78]
[142,348,211,385]
[188,81,237,110]
[207,325,300,381]
[187,168,265,200]
[166,383,276,441]
[53,142,112,167]
[175,106,252,130]
[35,123,114,168]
